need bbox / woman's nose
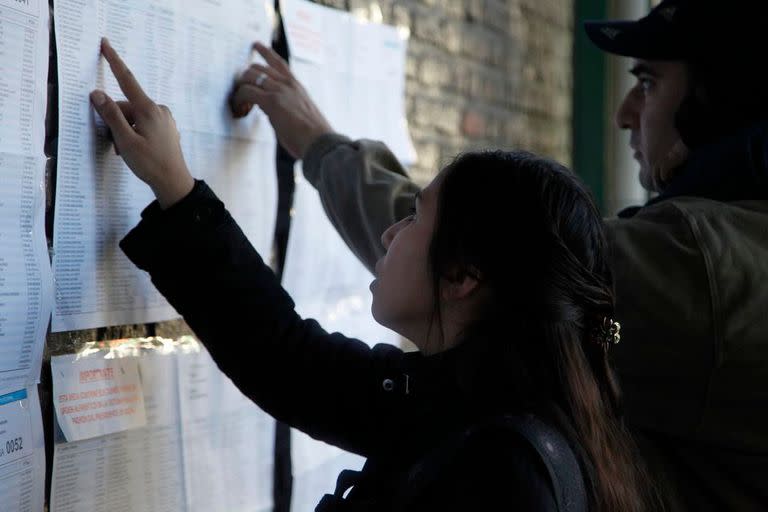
[381,219,404,250]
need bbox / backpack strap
[492,414,588,512]
[399,414,588,512]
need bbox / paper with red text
[50,338,275,512]
[51,353,147,442]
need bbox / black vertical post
[271,2,296,511]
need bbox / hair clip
[592,317,621,348]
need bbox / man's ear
[440,267,482,301]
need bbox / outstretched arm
[231,44,421,273]
[91,37,414,457]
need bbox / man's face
[615,59,690,192]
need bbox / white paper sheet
[0,0,53,394]
[51,352,147,442]
[51,349,186,512]
[282,0,416,164]
[50,339,275,512]
[52,0,278,331]
[0,387,46,512]
[178,346,274,512]
[283,174,401,345]
[281,3,416,508]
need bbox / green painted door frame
[572,0,607,211]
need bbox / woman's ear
[440,266,482,301]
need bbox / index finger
[253,42,292,77]
[100,38,152,106]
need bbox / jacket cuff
[302,132,353,184]
[137,179,212,220]
[120,180,228,271]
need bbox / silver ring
[255,72,267,87]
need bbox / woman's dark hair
[428,150,660,511]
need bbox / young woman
[91,38,656,511]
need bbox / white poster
[51,352,147,442]
[0,0,53,394]
[178,347,274,512]
[282,0,415,163]
[0,387,46,512]
[50,339,275,512]
[51,347,186,511]
[52,0,278,331]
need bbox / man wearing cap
[232,0,768,509]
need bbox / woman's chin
[370,300,389,329]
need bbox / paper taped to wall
[51,0,278,331]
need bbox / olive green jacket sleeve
[302,133,421,274]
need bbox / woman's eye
[638,77,654,92]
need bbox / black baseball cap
[583,0,726,60]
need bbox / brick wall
[335,0,575,184]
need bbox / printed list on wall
[51,0,278,332]
[0,1,51,509]
[0,0,53,394]
[50,338,274,512]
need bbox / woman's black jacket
[120,181,590,511]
